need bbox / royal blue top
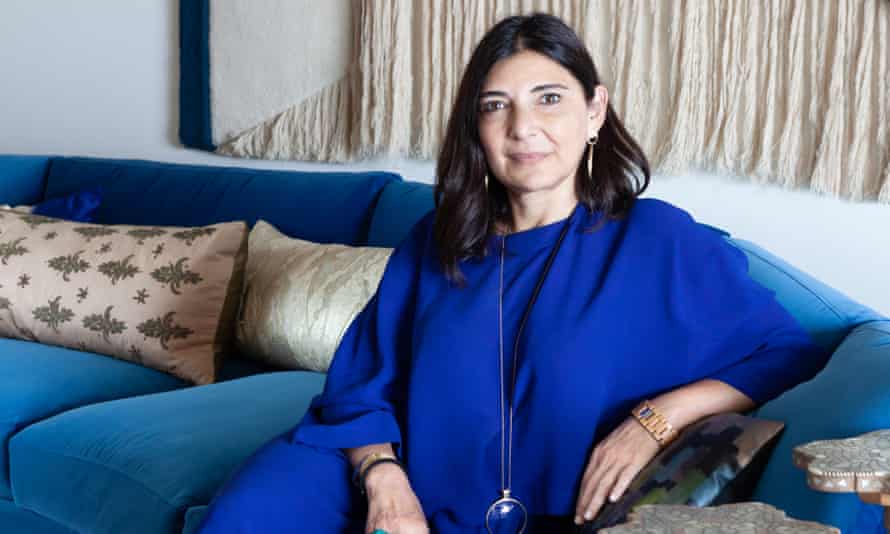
[292,199,828,532]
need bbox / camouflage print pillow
[0,208,247,384]
[583,413,784,532]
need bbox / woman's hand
[364,463,429,534]
[573,417,660,525]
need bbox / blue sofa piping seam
[38,158,56,202]
[363,177,405,245]
[852,320,890,337]
[11,442,193,510]
[6,500,77,534]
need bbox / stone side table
[599,502,839,533]
[793,429,890,533]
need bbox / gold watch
[631,400,678,447]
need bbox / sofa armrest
[0,155,50,205]
[750,320,890,531]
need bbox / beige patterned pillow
[237,220,392,372]
[0,208,247,384]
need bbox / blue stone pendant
[485,490,528,534]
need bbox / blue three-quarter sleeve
[672,216,830,405]
[291,213,431,452]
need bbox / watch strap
[631,400,678,447]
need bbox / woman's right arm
[292,212,436,532]
[345,443,401,486]
[346,444,429,534]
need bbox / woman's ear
[588,85,609,135]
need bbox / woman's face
[477,49,606,200]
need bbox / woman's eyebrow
[479,83,570,99]
[530,83,569,92]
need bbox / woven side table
[793,430,890,533]
[599,502,838,533]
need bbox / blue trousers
[196,432,367,533]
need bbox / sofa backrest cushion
[0,155,50,206]
[43,157,400,245]
[367,181,881,354]
[366,181,436,247]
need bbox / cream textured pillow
[0,208,247,384]
[237,220,392,372]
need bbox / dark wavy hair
[433,13,650,287]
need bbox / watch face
[638,406,654,419]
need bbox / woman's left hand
[573,416,661,525]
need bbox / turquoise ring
[372,530,389,534]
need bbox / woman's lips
[508,152,548,163]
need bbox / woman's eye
[541,93,561,105]
[480,101,507,113]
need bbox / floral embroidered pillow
[0,208,247,384]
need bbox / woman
[197,13,827,534]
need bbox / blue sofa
[0,155,887,533]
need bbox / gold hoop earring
[586,135,598,177]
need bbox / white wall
[2,0,888,316]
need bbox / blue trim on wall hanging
[179,0,215,151]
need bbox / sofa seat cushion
[0,339,185,500]
[9,370,325,534]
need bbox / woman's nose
[508,106,538,139]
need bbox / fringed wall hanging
[180,1,890,202]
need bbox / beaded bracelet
[353,455,406,495]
